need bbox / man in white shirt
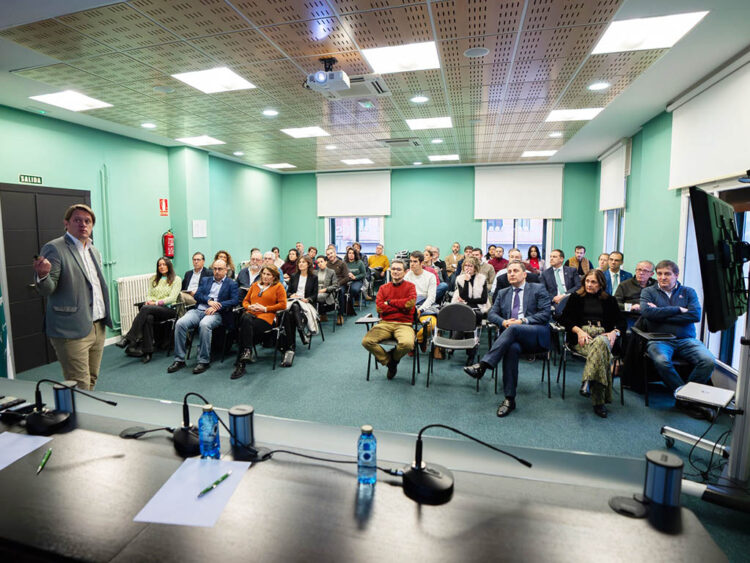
[541,249,580,317]
[404,250,437,348]
[604,251,632,294]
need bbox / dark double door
[0,184,90,373]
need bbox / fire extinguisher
[162,229,175,258]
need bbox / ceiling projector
[306,69,350,93]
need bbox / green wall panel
[280,173,325,253]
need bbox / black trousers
[125,305,176,353]
[239,314,273,349]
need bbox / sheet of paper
[0,432,52,471]
[134,458,250,527]
[192,219,207,238]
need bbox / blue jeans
[436,282,448,303]
[647,338,715,392]
[174,308,223,364]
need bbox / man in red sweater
[361,260,417,379]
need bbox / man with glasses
[615,261,656,315]
[237,250,263,299]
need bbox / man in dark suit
[180,252,212,306]
[168,259,238,374]
[541,249,580,317]
[491,249,541,302]
[464,261,551,417]
[603,251,632,295]
[33,204,112,390]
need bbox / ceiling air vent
[377,138,420,148]
[320,74,391,100]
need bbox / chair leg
[366,352,372,381]
[643,356,649,407]
[617,357,624,406]
[426,346,432,388]
[493,366,498,395]
[411,348,417,386]
[561,351,567,400]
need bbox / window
[327,217,384,255]
[483,219,547,258]
[603,208,625,252]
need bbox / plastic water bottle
[198,404,221,459]
[357,425,377,485]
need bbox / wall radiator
[116,273,151,334]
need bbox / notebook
[675,382,735,408]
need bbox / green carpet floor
[15,303,750,560]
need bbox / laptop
[675,382,735,408]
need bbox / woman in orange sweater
[232,266,287,379]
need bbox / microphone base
[173,426,200,457]
[402,462,454,505]
[232,445,269,462]
[25,410,71,436]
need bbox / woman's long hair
[153,256,176,286]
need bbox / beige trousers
[50,321,106,390]
[361,321,415,365]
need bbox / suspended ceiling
[0,0,748,173]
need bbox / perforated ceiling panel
[0,0,683,171]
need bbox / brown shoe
[433,347,444,360]
[337,314,344,325]
[320,313,328,322]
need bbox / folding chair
[426,303,482,390]
[485,321,552,397]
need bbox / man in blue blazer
[464,261,551,417]
[168,258,238,374]
[541,249,580,317]
[603,251,632,295]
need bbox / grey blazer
[35,235,112,339]
[316,268,338,306]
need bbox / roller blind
[316,170,391,217]
[669,62,750,190]
[474,165,563,219]
[599,144,628,210]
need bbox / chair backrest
[436,303,477,332]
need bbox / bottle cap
[202,404,213,412]
[361,424,373,434]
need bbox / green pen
[36,448,52,475]
[197,470,232,498]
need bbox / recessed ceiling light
[410,95,429,104]
[406,117,452,130]
[233,151,244,156]
[362,41,440,74]
[281,126,330,138]
[264,163,296,169]
[431,138,444,144]
[175,135,225,146]
[171,67,255,94]
[548,132,563,138]
[522,150,557,158]
[140,122,157,129]
[342,159,374,165]
[325,145,337,150]
[262,109,279,117]
[592,11,709,54]
[29,90,112,112]
[463,47,490,58]
[545,108,603,122]
[588,81,611,91]
[428,154,459,162]
[413,161,423,165]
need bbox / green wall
[623,111,681,266]
[280,173,325,252]
[551,162,599,259]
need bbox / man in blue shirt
[640,260,715,408]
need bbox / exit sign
[19,175,42,184]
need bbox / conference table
[0,378,726,562]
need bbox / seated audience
[307,246,318,268]
[352,241,366,262]
[615,260,655,314]
[281,249,299,281]
[452,257,490,324]
[445,242,461,278]
[181,252,211,306]
[295,241,305,257]
[640,260,716,418]
[431,247,447,282]
[286,255,319,347]
[603,251,632,295]
[326,246,350,326]
[560,269,626,418]
[423,247,448,303]
[272,246,284,269]
[564,245,591,276]
[214,250,236,279]
[405,251,438,348]
[344,246,367,310]
[117,257,181,363]
[464,261,551,418]
[168,259,239,375]
[488,246,509,272]
[492,248,541,299]
[485,244,496,262]
[263,251,287,289]
[471,247,496,290]
[232,266,288,379]
[367,243,390,297]
[541,249,580,317]
[525,245,545,274]
[361,260,417,380]
[315,255,338,321]
[236,250,263,298]
[597,253,610,271]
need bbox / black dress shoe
[125,346,144,358]
[496,398,516,418]
[116,337,129,349]
[193,363,210,374]
[230,364,246,380]
[593,404,608,418]
[141,353,152,364]
[167,361,185,373]
[579,381,591,397]
[464,363,487,380]
[386,360,398,380]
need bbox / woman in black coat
[560,268,626,418]
[286,255,319,347]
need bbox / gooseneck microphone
[173,392,208,457]
[402,424,532,505]
[26,379,118,435]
